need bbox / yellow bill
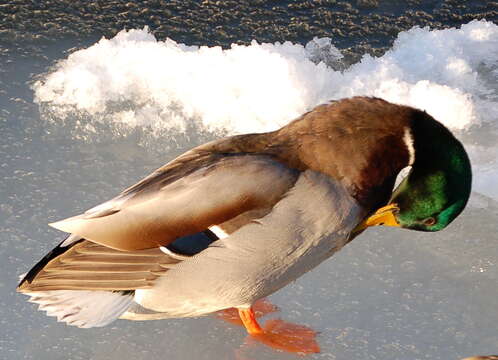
[354,203,400,233]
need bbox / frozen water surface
[1,20,497,360]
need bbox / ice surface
[1,20,497,360]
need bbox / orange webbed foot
[248,318,320,355]
[238,306,320,355]
[215,298,279,326]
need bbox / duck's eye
[422,217,437,226]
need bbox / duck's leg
[238,307,263,334]
[216,298,278,325]
[238,306,320,355]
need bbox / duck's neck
[354,131,413,210]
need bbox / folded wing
[49,154,299,251]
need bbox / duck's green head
[359,110,472,232]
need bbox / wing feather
[18,239,178,292]
[49,154,298,251]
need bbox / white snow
[33,20,496,132]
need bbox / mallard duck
[17,97,472,354]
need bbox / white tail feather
[24,290,133,328]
